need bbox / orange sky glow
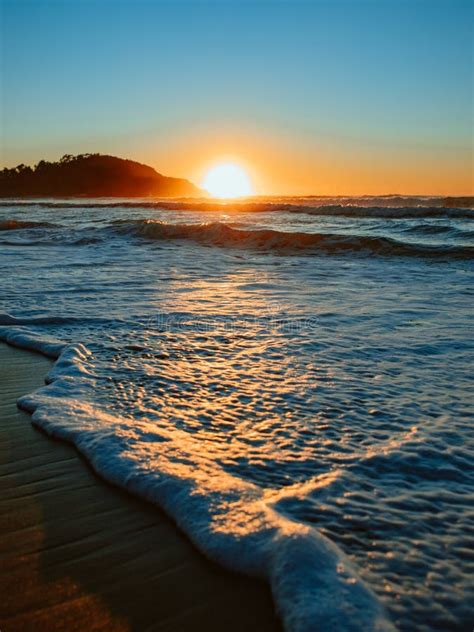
[121,124,472,197]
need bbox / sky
[0,0,472,195]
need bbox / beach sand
[0,343,282,632]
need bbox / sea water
[1,197,473,631]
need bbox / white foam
[0,321,395,631]
[0,325,66,358]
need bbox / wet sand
[0,343,282,632]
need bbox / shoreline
[0,343,282,632]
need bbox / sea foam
[0,321,395,632]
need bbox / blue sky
[1,0,472,193]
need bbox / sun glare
[201,163,253,198]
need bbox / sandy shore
[0,343,282,632]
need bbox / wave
[402,224,474,239]
[0,198,473,218]
[0,322,395,631]
[116,220,474,259]
[0,314,117,328]
[2,215,472,258]
[0,220,103,246]
[0,218,58,230]
[290,205,474,219]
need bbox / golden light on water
[201,163,253,198]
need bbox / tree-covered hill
[0,154,203,198]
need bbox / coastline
[0,343,282,632]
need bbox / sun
[201,163,253,198]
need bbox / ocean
[1,196,473,631]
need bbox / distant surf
[1,196,473,219]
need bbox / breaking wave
[116,220,474,259]
[2,215,473,258]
